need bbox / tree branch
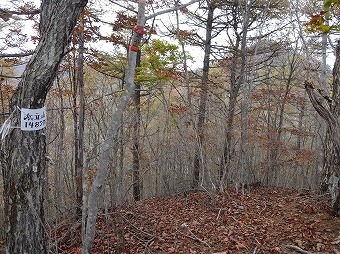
[107,0,137,14]
[0,74,22,79]
[146,0,200,20]
[0,8,40,21]
[305,81,337,127]
[0,51,34,58]
[286,244,325,254]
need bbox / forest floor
[54,187,340,254]
[1,187,339,253]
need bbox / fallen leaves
[331,236,340,245]
[57,187,340,253]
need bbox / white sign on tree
[20,107,47,131]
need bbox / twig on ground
[231,216,256,230]
[259,201,267,215]
[214,207,229,221]
[286,244,325,254]
[254,238,263,252]
[217,208,222,220]
[118,212,154,239]
[176,225,211,248]
[143,236,155,254]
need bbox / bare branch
[286,244,325,254]
[0,8,40,21]
[305,81,337,127]
[305,80,340,154]
[0,51,34,58]
[107,0,137,14]
[146,0,200,20]
[0,74,21,79]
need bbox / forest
[0,0,340,253]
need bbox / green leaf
[324,0,333,9]
[170,114,179,127]
[318,23,331,33]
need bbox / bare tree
[82,2,147,253]
[132,50,142,201]
[76,16,86,217]
[193,0,215,189]
[82,1,200,252]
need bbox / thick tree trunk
[305,40,340,215]
[0,1,87,253]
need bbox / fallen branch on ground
[176,225,211,248]
[286,244,325,254]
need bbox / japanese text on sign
[20,107,47,131]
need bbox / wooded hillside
[0,0,339,253]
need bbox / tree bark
[219,4,242,191]
[305,39,340,215]
[76,17,86,217]
[82,1,201,251]
[238,0,251,192]
[82,2,147,253]
[0,1,87,253]
[132,50,142,201]
[192,0,214,189]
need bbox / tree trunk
[305,40,340,215]
[0,1,87,253]
[54,77,66,219]
[237,0,251,192]
[132,50,142,201]
[82,2,147,253]
[270,73,292,185]
[82,1,201,251]
[192,1,214,189]
[219,4,242,191]
[175,1,191,106]
[76,17,86,217]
